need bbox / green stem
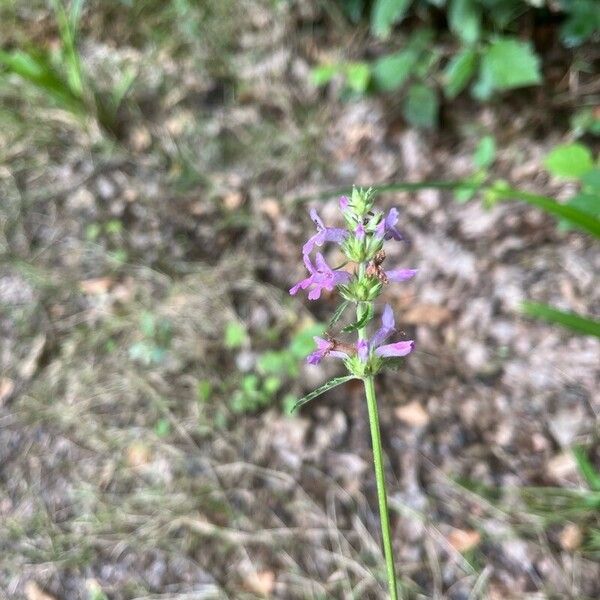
[363,375,399,600]
[357,298,399,600]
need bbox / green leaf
[263,375,281,395]
[292,375,358,412]
[573,446,600,492]
[242,374,259,393]
[329,300,350,329]
[473,135,496,169]
[290,323,326,358]
[197,380,213,403]
[522,301,600,338]
[559,193,600,231]
[448,0,481,45]
[544,143,595,179]
[345,62,371,93]
[560,0,600,47]
[257,351,296,376]
[372,49,418,91]
[341,303,374,333]
[477,38,541,97]
[571,108,600,138]
[341,0,366,23]
[50,0,84,97]
[0,49,85,113]
[489,184,600,239]
[311,64,338,87]
[154,418,171,437]
[140,312,156,337]
[403,83,438,129]
[371,0,411,39]
[443,48,478,99]
[224,321,247,348]
[581,169,600,193]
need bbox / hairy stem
[358,299,399,600]
[363,376,399,600]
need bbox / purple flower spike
[307,336,349,365]
[289,252,350,300]
[385,268,417,283]
[376,208,403,241]
[302,208,348,256]
[375,340,415,358]
[339,196,349,211]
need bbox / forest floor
[1,1,599,599]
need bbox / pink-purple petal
[371,304,395,348]
[357,339,369,362]
[381,304,395,329]
[375,340,415,358]
[383,208,403,241]
[309,208,325,230]
[386,268,417,282]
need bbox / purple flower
[376,340,414,357]
[358,304,415,361]
[302,208,349,256]
[289,253,351,300]
[339,196,349,211]
[375,208,403,241]
[355,223,366,240]
[385,268,417,283]
[307,336,350,365]
[356,339,369,362]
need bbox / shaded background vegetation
[0,1,599,598]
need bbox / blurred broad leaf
[224,321,247,348]
[522,301,600,338]
[544,143,595,179]
[448,0,481,45]
[256,351,296,376]
[341,0,366,23]
[581,169,600,192]
[371,0,412,39]
[560,0,600,47]
[372,49,418,91]
[560,193,600,231]
[473,135,496,169]
[403,83,438,129]
[475,38,541,99]
[345,62,371,93]
[311,64,338,87]
[197,381,213,403]
[443,48,478,99]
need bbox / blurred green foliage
[225,322,326,415]
[0,0,135,136]
[129,312,174,365]
[481,140,600,337]
[314,0,598,128]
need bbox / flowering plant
[290,187,417,599]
